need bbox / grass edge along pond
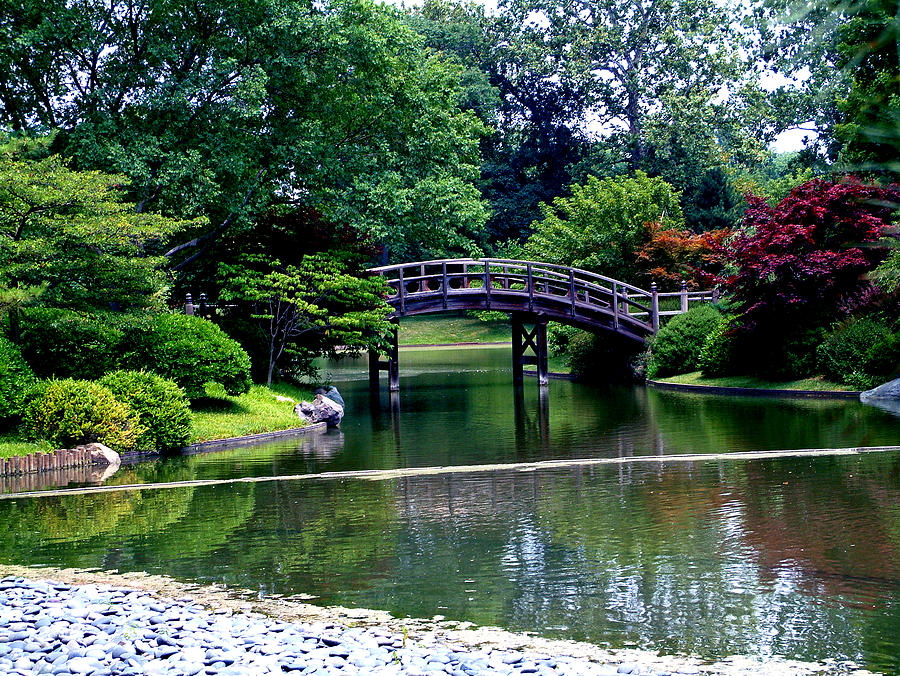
[0,383,315,459]
[654,371,857,392]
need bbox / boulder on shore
[860,377,900,416]
[295,391,344,428]
[861,377,900,402]
[81,443,121,468]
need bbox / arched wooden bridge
[367,258,715,390]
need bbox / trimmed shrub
[699,316,738,378]
[17,308,123,379]
[0,335,36,423]
[818,317,897,389]
[647,305,721,378]
[120,314,252,399]
[99,370,193,452]
[566,330,643,383]
[22,379,145,452]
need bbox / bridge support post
[511,313,549,388]
[368,319,400,392]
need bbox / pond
[2,346,899,672]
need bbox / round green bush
[99,370,193,453]
[699,315,738,378]
[17,308,124,379]
[818,317,896,389]
[0,335,36,423]
[22,379,145,452]
[647,305,721,378]
[120,314,252,399]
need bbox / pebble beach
[0,572,877,676]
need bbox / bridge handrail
[368,258,717,334]
[370,258,653,298]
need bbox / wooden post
[569,269,576,317]
[185,293,194,316]
[442,261,448,309]
[483,260,491,309]
[536,320,549,387]
[388,320,400,392]
[651,283,660,333]
[612,281,619,329]
[712,287,720,304]
[199,293,208,318]
[680,280,688,313]
[420,264,426,292]
[398,267,406,314]
[512,314,524,385]
[527,263,534,311]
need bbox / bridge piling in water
[512,313,549,387]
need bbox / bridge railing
[369,258,678,332]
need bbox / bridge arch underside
[390,293,651,345]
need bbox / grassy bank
[184,383,315,443]
[0,383,316,458]
[654,371,856,392]
[398,314,510,345]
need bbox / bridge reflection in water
[367,258,714,391]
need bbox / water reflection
[2,453,900,672]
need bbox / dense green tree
[833,0,900,174]
[0,139,190,337]
[0,0,488,267]
[220,253,393,384]
[525,172,684,281]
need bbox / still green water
[2,346,900,671]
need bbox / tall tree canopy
[0,0,489,265]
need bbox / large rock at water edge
[295,394,344,427]
[860,377,900,416]
[316,386,345,409]
[861,377,900,402]
[80,443,121,468]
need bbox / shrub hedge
[119,314,252,399]
[817,317,898,389]
[17,308,123,379]
[647,305,721,378]
[99,370,193,452]
[698,315,737,378]
[22,379,145,452]
[0,335,36,423]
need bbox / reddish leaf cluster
[720,178,899,326]
[636,222,731,289]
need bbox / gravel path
[0,574,876,676]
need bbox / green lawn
[189,383,316,443]
[398,313,511,345]
[0,434,52,459]
[654,371,856,392]
[0,383,318,458]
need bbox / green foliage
[817,317,900,389]
[99,370,192,453]
[22,379,144,452]
[0,146,191,312]
[16,308,123,379]
[699,316,738,378]
[220,253,393,384]
[119,314,252,400]
[563,330,643,383]
[0,0,488,268]
[525,172,684,280]
[647,305,722,378]
[0,335,35,423]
